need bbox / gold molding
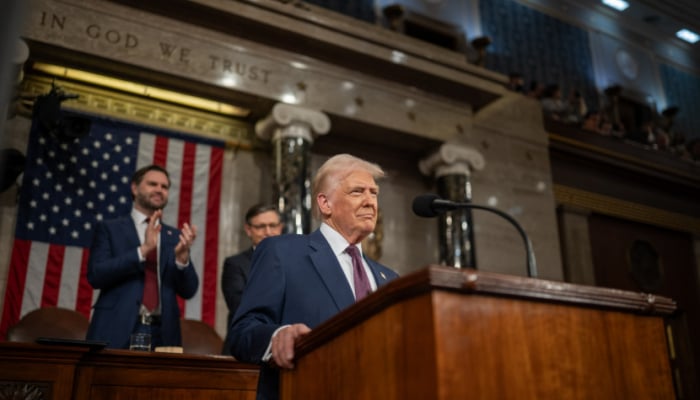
[21,75,255,148]
[554,184,700,234]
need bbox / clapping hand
[175,222,197,264]
[141,210,162,256]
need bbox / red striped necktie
[142,219,159,311]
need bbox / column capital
[419,143,485,178]
[255,103,331,143]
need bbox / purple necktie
[347,245,371,301]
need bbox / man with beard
[86,164,199,349]
[230,154,399,400]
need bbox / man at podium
[229,153,399,400]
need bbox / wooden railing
[0,342,259,400]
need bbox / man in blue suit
[230,154,399,400]
[86,164,199,349]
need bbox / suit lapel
[119,217,141,250]
[308,230,355,311]
[160,225,178,247]
[158,224,181,274]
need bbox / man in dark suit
[221,203,283,354]
[86,164,199,349]
[230,154,400,400]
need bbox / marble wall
[0,0,564,339]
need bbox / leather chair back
[179,319,224,355]
[6,307,89,342]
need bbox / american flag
[0,113,223,338]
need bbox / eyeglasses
[249,222,282,230]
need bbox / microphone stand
[446,202,538,278]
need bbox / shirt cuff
[262,325,290,362]
[175,259,189,270]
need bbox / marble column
[255,103,330,234]
[419,144,485,268]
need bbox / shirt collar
[319,223,363,258]
[131,208,148,225]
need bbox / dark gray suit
[220,246,254,354]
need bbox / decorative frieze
[20,75,253,146]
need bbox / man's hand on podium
[271,323,311,369]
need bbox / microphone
[412,193,538,278]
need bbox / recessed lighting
[676,29,700,44]
[601,0,629,11]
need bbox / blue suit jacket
[230,229,399,400]
[86,215,199,349]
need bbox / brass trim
[666,324,676,360]
[554,184,700,234]
[21,75,255,148]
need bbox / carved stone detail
[20,76,253,146]
[255,103,330,142]
[419,143,485,178]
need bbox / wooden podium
[281,266,677,399]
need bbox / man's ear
[317,193,332,216]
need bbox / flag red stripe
[176,142,196,315]
[0,239,31,339]
[76,248,93,318]
[201,146,223,325]
[153,136,169,166]
[178,142,195,227]
[41,244,65,307]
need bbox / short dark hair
[131,165,171,187]
[244,203,280,224]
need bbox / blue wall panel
[659,64,700,141]
[480,0,597,108]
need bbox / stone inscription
[37,10,272,85]
[26,0,476,142]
